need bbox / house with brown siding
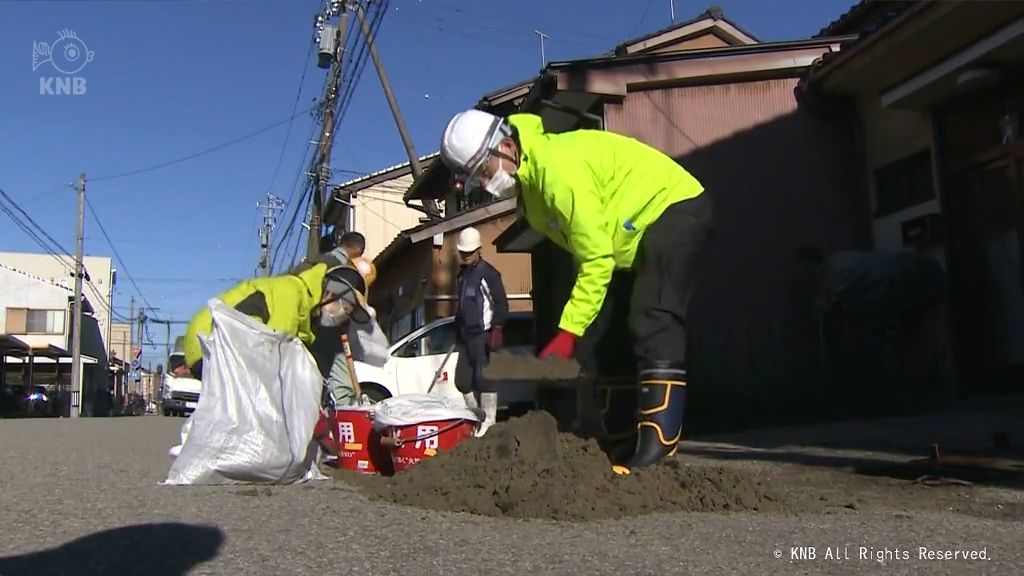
[400,12,874,429]
[366,201,533,341]
[802,0,1024,397]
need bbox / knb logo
[33,29,93,96]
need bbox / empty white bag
[163,299,325,485]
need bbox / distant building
[322,154,439,261]
[0,255,115,417]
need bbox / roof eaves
[548,36,853,72]
[614,10,761,55]
[333,152,439,193]
[478,78,535,107]
[806,0,930,87]
[406,197,519,245]
[372,231,412,270]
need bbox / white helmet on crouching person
[440,109,519,199]
[317,265,370,327]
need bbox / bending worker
[454,226,508,437]
[182,257,370,382]
[336,231,378,290]
[439,109,712,470]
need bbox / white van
[160,344,202,417]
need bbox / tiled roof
[333,152,439,191]
[816,0,915,38]
[804,0,924,87]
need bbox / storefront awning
[3,344,98,364]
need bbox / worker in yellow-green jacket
[182,255,370,380]
[439,110,713,472]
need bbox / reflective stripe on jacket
[508,113,705,337]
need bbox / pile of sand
[354,411,786,522]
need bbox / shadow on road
[0,522,224,576]
[677,443,1024,490]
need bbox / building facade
[0,261,110,417]
[0,252,116,355]
[368,203,533,341]
[804,0,1024,396]
[323,155,439,261]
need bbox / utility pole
[353,0,439,217]
[256,192,285,276]
[70,173,86,418]
[534,30,549,67]
[127,295,134,410]
[128,296,135,362]
[136,307,145,396]
[308,0,351,260]
[670,0,676,23]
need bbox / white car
[351,311,538,410]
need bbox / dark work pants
[629,193,713,367]
[455,332,493,394]
[577,193,713,374]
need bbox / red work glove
[489,326,503,351]
[539,330,577,360]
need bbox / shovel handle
[340,333,362,400]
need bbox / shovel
[426,342,457,395]
[340,333,362,400]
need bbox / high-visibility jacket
[183,263,329,367]
[508,113,705,337]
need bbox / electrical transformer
[318,25,338,69]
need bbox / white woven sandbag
[163,299,325,485]
[371,393,480,430]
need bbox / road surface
[0,414,1021,575]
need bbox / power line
[84,196,159,320]
[0,186,83,276]
[354,198,404,233]
[0,185,122,331]
[636,0,655,34]
[336,0,386,128]
[90,105,317,183]
[266,31,316,196]
[272,0,387,272]
[0,185,76,265]
[131,276,243,283]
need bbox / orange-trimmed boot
[628,362,687,469]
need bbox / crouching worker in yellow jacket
[182,260,370,381]
[439,110,713,472]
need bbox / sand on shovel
[355,410,788,522]
[483,352,582,383]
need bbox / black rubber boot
[595,376,637,464]
[628,361,687,469]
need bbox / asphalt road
[1,415,1021,576]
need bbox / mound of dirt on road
[356,411,787,522]
[483,352,582,382]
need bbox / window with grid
[5,308,65,334]
[873,149,936,217]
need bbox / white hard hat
[441,109,506,177]
[457,227,482,252]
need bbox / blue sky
[0,0,856,367]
